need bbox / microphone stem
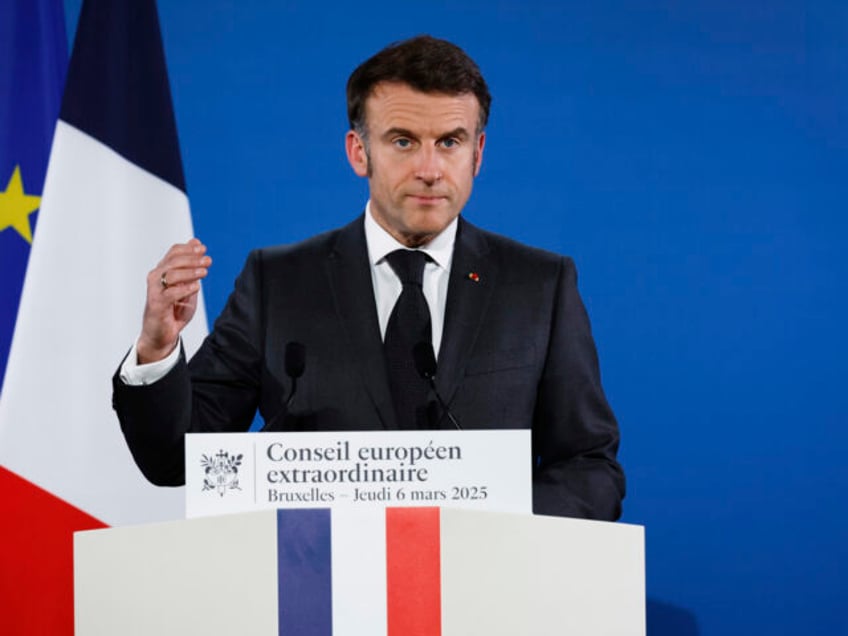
[285,378,298,409]
[428,377,462,430]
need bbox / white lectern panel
[75,511,279,636]
[440,509,645,635]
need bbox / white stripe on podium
[331,507,388,635]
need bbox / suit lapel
[437,218,497,407]
[325,217,397,429]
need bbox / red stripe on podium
[386,507,442,636]
[0,467,107,636]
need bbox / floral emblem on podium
[201,450,243,497]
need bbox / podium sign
[185,430,531,518]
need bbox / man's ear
[345,130,369,177]
[473,131,486,177]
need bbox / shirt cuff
[119,340,181,385]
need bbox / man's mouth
[408,194,446,203]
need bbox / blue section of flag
[60,0,185,193]
[0,0,67,389]
[277,509,333,636]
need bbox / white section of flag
[332,507,388,635]
[0,120,208,526]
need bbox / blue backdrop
[63,1,848,633]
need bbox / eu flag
[0,0,68,389]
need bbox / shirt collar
[364,200,457,270]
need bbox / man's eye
[441,138,459,148]
[394,138,412,148]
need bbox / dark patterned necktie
[384,249,432,429]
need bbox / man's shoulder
[460,217,573,270]
[248,215,364,266]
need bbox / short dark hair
[346,35,491,135]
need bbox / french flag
[278,507,442,635]
[0,1,206,632]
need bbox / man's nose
[414,146,443,184]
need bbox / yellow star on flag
[0,165,42,244]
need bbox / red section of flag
[386,507,442,636]
[0,466,107,635]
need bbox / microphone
[413,341,462,430]
[284,341,306,408]
[261,341,305,432]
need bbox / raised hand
[136,238,211,364]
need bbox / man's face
[345,82,486,247]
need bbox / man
[113,35,624,521]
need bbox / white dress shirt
[364,201,455,357]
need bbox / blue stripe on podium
[277,509,333,635]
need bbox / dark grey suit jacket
[113,215,625,520]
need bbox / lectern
[75,507,644,635]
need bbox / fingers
[157,239,212,278]
[158,270,206,297]
[153,239,212,293]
